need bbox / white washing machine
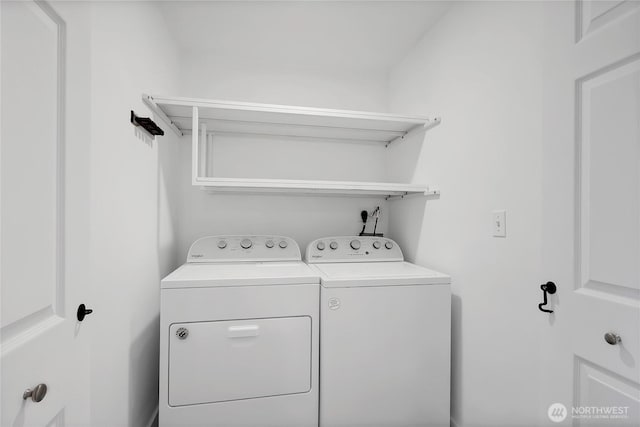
[305,236,451,427]
[160,235,319,427]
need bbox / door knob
[23,383,47,402]
[604,332,622,345]
[76,304,93,321]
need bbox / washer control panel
[187,235,301,263]
[305,236,403,263]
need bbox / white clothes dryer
[160,235,319,427]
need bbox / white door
[1,0,91,426]
[541,1,640,425]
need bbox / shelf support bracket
[200,122,208,177]
[424,187,441,197]
[385,186,440,201]
[385,117,442,148]
[141,94,183,137]
[385,192,409,201]
[191,106,199,185]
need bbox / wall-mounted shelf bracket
[385,186,440,201]
[141,94,184,137]
[385,117,441,148]
[385,192,409,201]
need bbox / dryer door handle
[228,325,260,338]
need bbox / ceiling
[158,1,451,72]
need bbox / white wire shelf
[143,94,440,145]
[196,178,439,200]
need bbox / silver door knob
[604,332,621,345]
[23,383,47,402]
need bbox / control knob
[316,241,325,251]
[350,240,361,250]
[240,239,252,249]
[279,240,288,249]
[372,241,381,249]
[217,240,227,249]
[329,241,338,250]
[385,241,393,250]
[265,240,275,248]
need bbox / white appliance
[160,235,320,427]
[305,236,451,427]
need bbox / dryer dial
[240,239,253,249]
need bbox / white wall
[172,52,392,258]
[88,3,181,427]
[387,2,550,425]
[180,53,389,111]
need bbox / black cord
[359,210,368,236]
[372,206,380,235]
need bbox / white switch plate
[492,210,506,237]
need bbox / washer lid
[311,261,450,287]
[162,261,319,289]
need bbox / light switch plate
[492,210,506,237]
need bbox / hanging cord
[360,210,368,235]
[372,206,380,235]
[359,207,381,236]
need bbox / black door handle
[538,282,556,313]
[77,304,94,321]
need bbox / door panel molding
[45,409,66,427]
[576,0,640,42]
[0,0,66,347]
[574,356,640,425]
[575,52,640,300]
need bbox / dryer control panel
[187,235,301,263]
[305,236,403,263]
